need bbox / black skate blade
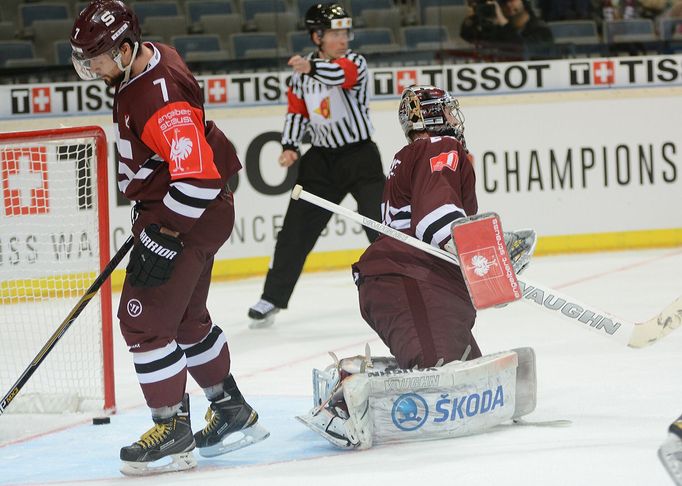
[198,423,270,457]
[120,450,197,476]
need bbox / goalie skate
[296,406,360,449]
[119,394,196,476]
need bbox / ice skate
[248,298,280,329]
[119,394,196,476]
[659,417,682,485]
[297,405,360,449]
[194,375,270,457]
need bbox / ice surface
[1,248,681,486]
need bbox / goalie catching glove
[127,224,183,288]
[503,229,537,275]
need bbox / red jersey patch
[142,102,220,180]
[429,150,459,173]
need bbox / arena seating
[0,0,675,72]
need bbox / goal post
[0,126,115,413]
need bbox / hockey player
[70,1,268,475]
[660,414,682,485]
[298,86,537,448]
[247,2,385,329]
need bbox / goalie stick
[0,236,134,415]
[291,184,682,348]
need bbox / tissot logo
[206,78,227,103]
[569,62,591,85]
[396,70,417,94]
[373,71,394,95]
[31,87,51,113]
[10,88,52,114]
[10,89,30,114]
[593,60,615,84]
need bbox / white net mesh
[0,130,109,413]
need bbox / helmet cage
[399,86,465,145]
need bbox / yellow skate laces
[136,421,172,448]
[200,408,220,435]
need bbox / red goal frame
[0,125,115,412]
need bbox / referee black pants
[262,140,385,309]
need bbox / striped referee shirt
[282,50,373,150]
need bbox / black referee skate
[248,298,279,329]
[194,374,270,457]
[119,394,196,476]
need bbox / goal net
[0,126,114,413]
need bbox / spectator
[539,0,593,20]
[461,0,555,57]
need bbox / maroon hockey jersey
[113,42,241,234]
[353,135,477,300]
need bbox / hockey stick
[0,236,134,415]
[291,185,682,348]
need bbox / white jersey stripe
[416,203,467,244]
[170,182,221,200]
[163,193,205,218]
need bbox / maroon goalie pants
[357,275,480,369]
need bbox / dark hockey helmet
[70,0,141,80]
[305,3,352,36]
[398,85,465,145]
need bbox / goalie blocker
[297,347,537,449]
[450,212,536,310]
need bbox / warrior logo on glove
[127,224,183,287]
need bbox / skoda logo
[391,393,428,431]
[127,299,142,317]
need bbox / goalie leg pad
[512,347,537,419]
[342,348,537,447]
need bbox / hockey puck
[92,417,111,425]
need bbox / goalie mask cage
[0,126,114,414]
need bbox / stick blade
[628,295,682,348]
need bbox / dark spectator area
[1,0,682,83]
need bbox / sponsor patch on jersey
[429,151,459,173]
[157,107,204,176]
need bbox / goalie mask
[70,0,141,83]
[398,85,466,146]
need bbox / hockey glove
[504,229,537,275]
[127,224,183,288]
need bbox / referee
[248,2,385,328]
